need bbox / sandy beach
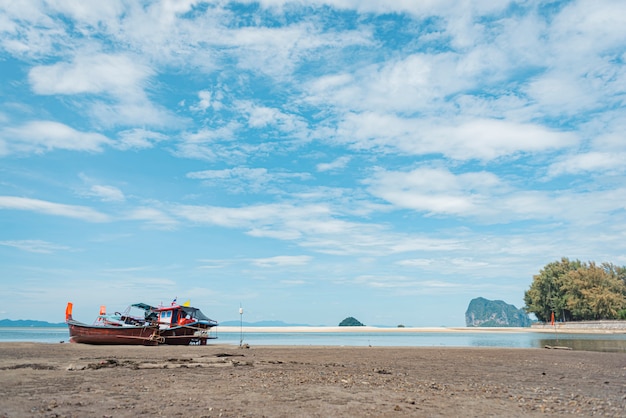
[1,342,624,417]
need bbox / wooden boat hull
[160,324,218,346]
[67,320,162,346]
[65,302,218,345]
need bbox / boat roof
[179,306,211,321]
[132,303,155,311]
[130,303,212,321]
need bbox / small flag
[65,302,73,321]
[171,297,177,306]
[182,300,191,307]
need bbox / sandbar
[217,325,626,334]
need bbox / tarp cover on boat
[131,303,214,322]
[132,303,156,311]
[180,307,212,321]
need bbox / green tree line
[524,258,626,322]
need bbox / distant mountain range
[220,320,398,327]
[0,318,312,327]
[0,319,66,327]
[1,318,400,328]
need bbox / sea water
[2,327,624,352]
[0,327,69,344]
[214,330,626,352]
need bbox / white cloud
[187,167,311,193]
[236,101,309,138]
[306,53,459,114]
[549,0,626,55]
[352,274,467,293]
[225,23,371,79]
[366,166,626,225]
[316,156,350,172]
[358,54,450,113]
[0,240,72,254]
[116,129,168,150]
[190,90,212,112]
[247,105,281,128]
[175,124,243,161]
[78,174,125,203]
[89,185,125,202]
[366,167,501,216]
[0,2,69,56]
[0,196,110,222]
[525,72,597,116]
[172,201,389,254]
[497,188,626,226]
[48,0,124,23]
[387,236,467,253]
[520,2,626,119]
[280,279,306,285]
[548,152,626,177]
[87,100,180,128]
[172,199,467,257]
[28,53,179,128]
[188,167,273,183]
[173,202,328,230]
[251,255,312,267]
[0,121,111,156]
[247,0,507,18]
[428,119,579,160]
[337,114,578,161]
[29,53,151,99]
[197,259,233,270]
[306,41,532,117]
[126,207,179,230]
[396,258,434,267]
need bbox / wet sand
[0,342,624,417]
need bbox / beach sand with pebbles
[0,342,624,417]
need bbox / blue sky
[1,1,625,326]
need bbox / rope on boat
[149,331,165,344]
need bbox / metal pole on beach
[239,305,244,347]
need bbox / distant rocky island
[338,317,364,326]
[465,297,532,327]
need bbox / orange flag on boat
[65,302,73,321]
[550,311,555,325]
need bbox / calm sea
[1,327,625,352]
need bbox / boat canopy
[130,303,213,322]
[180,306,211,321]
[132,303,156,311]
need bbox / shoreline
[3,324,625,335]
[216,325,626,334]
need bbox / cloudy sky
[1,0,625,326]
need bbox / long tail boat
[65,300,218,346]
